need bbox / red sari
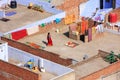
[47,34,53,46]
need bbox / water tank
[10,0,17,8]
[109,13,117,23]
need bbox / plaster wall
[8,46,73,76]
[0,42,8,61]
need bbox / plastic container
[10,0,17,8]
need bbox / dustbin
[10,0,17,8]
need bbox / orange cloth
[81,21,86,34]
[81,20,88,34]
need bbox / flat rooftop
[102,71,120,80]
[71,57,110,80]
[0,4,53,33]
[18,23,120,61]
[8,58,57,80]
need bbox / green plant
[104,51,117,64]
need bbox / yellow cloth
[27,62,33,65]
[92,27,96,34]
[64,14,76,24]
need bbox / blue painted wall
[116,0,120,8]
[80,0,100,17]
[104,0,113,8]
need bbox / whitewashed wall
[0,10,5,19]
[8,46,73,76]
[0,42,8,61]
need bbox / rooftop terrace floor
[71,57,110,80]
[8,58,57,80]
[0,4,53,33]
[102,71,120,80]
[18,24,120,62]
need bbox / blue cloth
[5,11,16,16]
[55,18,61,24]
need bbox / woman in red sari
[47,32,53,46]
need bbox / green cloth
[41,23,45,27]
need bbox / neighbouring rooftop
[8,58,57,80]
[102,71,120,80]
[7,46,73,80]
[0,4,53,33]
[8,56,57,80]
[71,57,110,80]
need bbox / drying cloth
[11,29,27,40]
[5,11,16,16]
[27,26,39,35]
[88,28,92,42]
[26,42,45,49]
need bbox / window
[106,0,110,2]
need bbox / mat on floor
[65,41,79,48]
[5,11,16,16]
[0,18,10,22]
[26,42,45,49]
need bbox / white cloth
[27,26,39,35]
[96,24,104,32]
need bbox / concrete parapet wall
[52,71,75,80]
[98,50,110,58]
